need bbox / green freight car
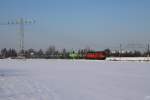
[69,52,79,59]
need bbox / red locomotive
[85,51,106,60]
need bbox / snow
[106,57,150,61]
[0,59,150,100]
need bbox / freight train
[85,51,106,60]
[69,51,107,60]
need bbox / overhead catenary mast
[147,43,150,61]
[148,43,150,57]
[119,44,122,60]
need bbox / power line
[0,18,35,53]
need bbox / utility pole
[148,43,150,61]
[119,44,122,60]
[148,43,149,56]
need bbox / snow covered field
[106,57,150,61]
[0,59,150,100]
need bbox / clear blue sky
[0,0,150,50]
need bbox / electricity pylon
[0,18,35,54]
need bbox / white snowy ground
[0,59,150,100]
[106,57,150,61]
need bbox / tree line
[0,46,91,59]
[0,46,149,59]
